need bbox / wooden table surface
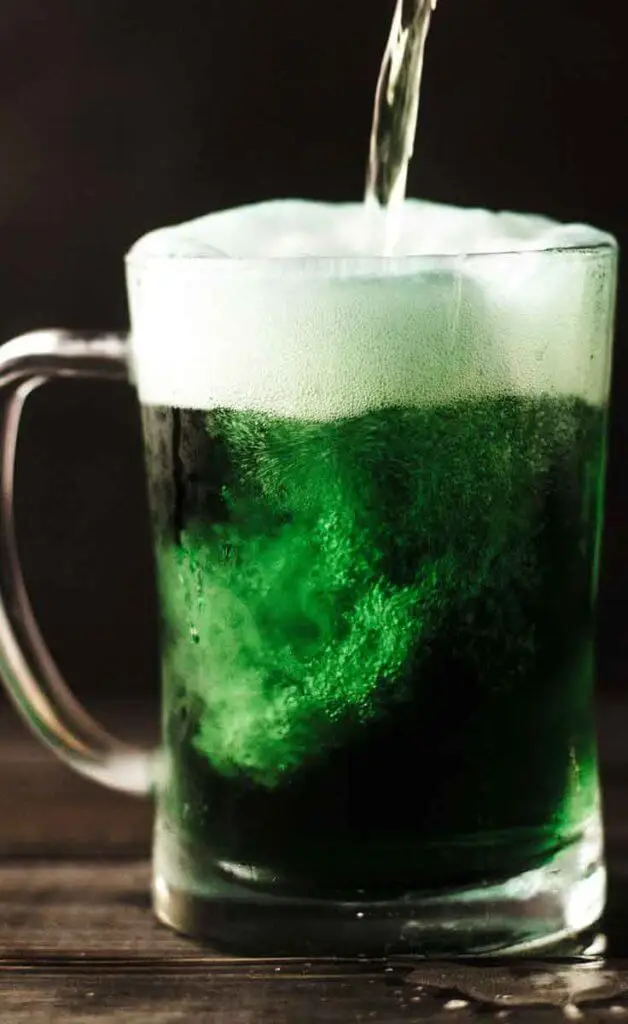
[2,699,628,1022]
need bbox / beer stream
[365,0,439,249]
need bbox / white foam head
[126,199,617,416]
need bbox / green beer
[144,391,605,891]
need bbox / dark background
[0,0,625,710]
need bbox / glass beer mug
[0,201,618,955]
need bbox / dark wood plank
[0,963,459,1024]
[3,958,628,1023]
[1,701,628,1020]
[0,861,190,958]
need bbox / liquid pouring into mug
[365,0,440,251]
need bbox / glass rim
[125,238,618,276]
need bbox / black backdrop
[0,0,625,707]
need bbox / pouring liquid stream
[365,0,439,252]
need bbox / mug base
[152,815,605,956]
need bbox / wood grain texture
[0,963,443,1024]
[0,862,179,958]
[0,701,628,1021]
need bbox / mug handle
[0,330,154,796]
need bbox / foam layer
[129,199,613,259]
[126,200,617,417]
